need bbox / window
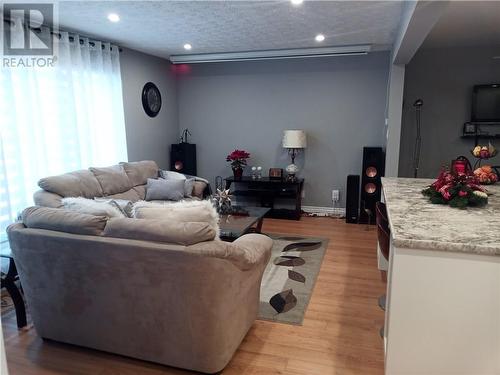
[0,27,127,240]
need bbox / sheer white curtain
[0,27,128,240]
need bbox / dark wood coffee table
[219,206,270,241]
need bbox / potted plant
[226,149,250,179]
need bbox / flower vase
[232,167,243,180]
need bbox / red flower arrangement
[422,168,488,208]
[226,149,250,170]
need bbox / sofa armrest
[186,234,272,271]
[232,233,273,267]
[33,190,63,208]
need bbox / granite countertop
[382,177,500,256]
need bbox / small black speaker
[346,174,360,224]
[170,143,197,176]
[359,147,385,224]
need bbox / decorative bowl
[471,144,498,159]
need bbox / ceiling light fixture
[291,0,304,5]
[107,13,120,23]
[170,45,371,64]
[315,34,325,42]
[183,43,192,51]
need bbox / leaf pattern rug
[258,234,329,325]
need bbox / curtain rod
[2,18,122,52]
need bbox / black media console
[224,176,304,220]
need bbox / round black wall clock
[142,82,162,117]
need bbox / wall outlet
[332,189,340,202]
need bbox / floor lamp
[412,99,423,178]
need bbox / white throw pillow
[160,170,186,180]
[160,170,196,197]
[62,197,126,218]
[133,199,220,235]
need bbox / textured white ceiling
[58,1,404,59]
[423,1,500,49]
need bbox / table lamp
[282,130,307,181]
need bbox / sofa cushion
[38,170,103,198]
[192,181,207,199]
[103,218,215,245]
[33,190,64,208]
[133,200,219,235]
[90,165,133,196]
[103,189,142,202]
[22,206,107,235]
[62,197,126,218]
[132,185,146,200]
[145,178,185,201]
[120,160,159,186]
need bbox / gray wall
[177,52,390,207]
[399,46,500,177]
[120,48,178,169]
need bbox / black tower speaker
[359,147,385,224]
[170,143,197,176]
[345,175,360,224]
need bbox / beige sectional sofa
[33,160,206,207]
[7,160,273,373]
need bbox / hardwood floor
[2,217,385,374]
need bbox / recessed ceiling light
[291,0,304,5]
[183,43,192,51]
[315,34,325,42]
[107,13,120,23]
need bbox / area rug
[258,234,329,325]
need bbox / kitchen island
[381,177,500,375]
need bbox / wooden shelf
[225,177,304,220]
[467,122,500,126]
[462,122,500,143]
[461,134,500,139]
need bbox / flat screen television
[471,84,500,122]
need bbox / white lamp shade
[282,130,307,148]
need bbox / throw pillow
[145,178,185,201]
[160,170,186,180]
[133,199,220,235]
[160,170,199,198]
[62,197,126,218]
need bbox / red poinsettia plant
[422,168,488,208]
[226,149,250,170]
